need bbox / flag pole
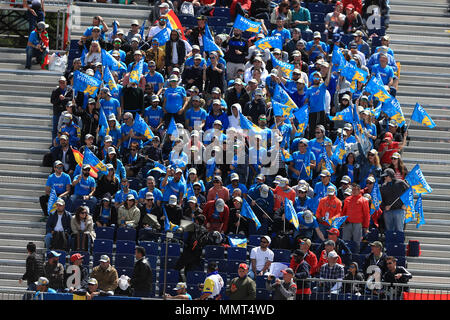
[246,195,274,222]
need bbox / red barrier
[403,292,450,300]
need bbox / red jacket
[230,0,252,17]
[316,196,342,226]
[289,250,318,276]
[313,250,343,275]
[203,200,230,233]
[343,0,363,14]
[342,194,370,228]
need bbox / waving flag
[47,188,58,215]
[98,107,109,138]
[205,158,216,183]
[411,103,436,129]
[330,216,348,229]
[229,237,248,248]
[370,179,382,211]
[167,117,179,136]
[273,84,298,117]
[239,112,264,135]
[329,106,354,122]
[331,136,347,165]
[103,66,118,96]
[352,104,372,156]
[365,76,391,103]
[139,20,146,40]
[203,23,224,56]
[149,161,167,175]
[241,199,261,230]
[129,58,143,84]
[405,164,433,194]
[331,45,346,72]
[73,70,102,98]
[133,113,154,140]
[233,14,261,33]
[341,63,368,87]
[415,194,425,229]
[255,36,282,50]
[270,52,295,79]
[382,97,406,127]
[72,147,98,178]
[163,205,180,232]
[371,102,382,119]
[281,148,293,162]
[112,20,118,37]
[284,198,300,231]
[83,147,108,175]
[152,27,171,46]
[101,49,122,72]
[166,9,186,41]
[293,105,309,137]
[272,101,285,117]
[322,151,334,175]
[400,187,416,224]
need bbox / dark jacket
[93,203,118,227]
[122,151,147,177]
[224,87,250,116]
[51,146,77,174]
[363,252,388,278]
[122,85,144,114]
[226,275,256,300]
[164,39,186,66]
[22,252,44,286]
[182,65,204,91]
[380,178,409,211]
[65,264,90,290]
[293,260,311,293]
[131,257,153,293]
[139,205,162,231]
[73,107,99,140]
[266,278,297,300]
[204,63,226,94]
[161,204,183,226]
[51,86,73,115]
[343,262,365,293]
[46,211,72,235]
[224,36,248,64]
[43,261,65,291]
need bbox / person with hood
[228,103,243,131]
[343,261,364,294]
[93,193,118,228]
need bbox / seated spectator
[203,198,229,233]
[117,194,141,229]
[325,2,345,38]
[93,194,118,228]
[378,132,407,168]
[44,198,72,251]
[266,268,296,300]
[343,4,365,35]
[249,235,274,279]
[71,206,96,252]
[314,239,343,276]
[25,21,49,70]
[43,251,65,292]
[227,196,249,236]
[207,176,230,202]
[70,164,97,213]
[161,167,186,206]
[67,253,90,293]
[114,178,138,209]
[90,255,119,294]
[123,142,146,178]
[314,250,345,294]
[382,256,412,298]
[315,186,342,234]
[94,164,120,200]
[362,241,388,278]
[40,160,72,216]
[342,262,364,294]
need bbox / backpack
[51,231,68,251]
[271,232,292,250]
[42,152,54,167]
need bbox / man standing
[90,255,119,294]
[266,268,297,300]
[224,28,248,80]
[342,183,370,254]
[316,250,344,294]
[249,235,274,279]
[19,242,44,292]
[226,263,256,300]
[50,77,73,140]
[130,246,153,297]
[70,164,97,213]
[380,168,409,232]
[316,186,342,235]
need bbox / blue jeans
[25,46,45,69]
[383,209,405,232]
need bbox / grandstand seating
[115,254,135,269]
[93,239,113,255]
[139,241,160,256]
[204,245,225,259]
[227,247,247,261]
[115,240,136,255]
[116,227,137,242]
[95,226,115,241]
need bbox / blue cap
[47,250,61,259]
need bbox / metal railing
[295,278,450,300]
[0,0,71,8]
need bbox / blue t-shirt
[28,30,40,46]
[46,173,72,195]
[100,98,121,117]
[270,28,292,44]
[297,212,319,229]
[185,57,206,68]
[74,175,96,196]
[305,40,328,62]
[226,183,248,196]
[120,123,143,149]
[100,207,112,224]
[308,137,332,162]
[305,82,328,113]
[185,107,207,128]
[114,189,138,204]
[138,187,164,203]
[291,151,315,180]
[108,49,126,62]
[144,106,164,128]
[294,196,313,213]
[161,177,186,202]
[270,122,292,150]
[186,180,206,198]
[370,64,394,86]
[111,84,123,102]
[145,72,165,93]
[83,25,106,40]
[164,86,186,114]
[313,182,337,199]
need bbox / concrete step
[405,223,450,233]
[0,279,28,290]
[407,268,450,278]
[407,256,450,266]
[0,129,51,139]
[390,0,448,6]
[388,24,448,37]
[0,139,52,150]
[0,116,51,127]
[395,55,450,69]
[0,237,45,247]
[0,94,52,105]
[0,213,44,223]
[0,188,44,198]
[0,106,52,117]
[0,225,44,235]
[390,15,450,28]
[0,163,51,174]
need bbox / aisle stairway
[388,0,450,285]
[0,47,61,291]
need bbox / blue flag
[255,36,282,50]
[139,20,146,40]
[129,59,143,84]
[163,205,179,232]
[341,63,368,87]
[293,105,309,137]
[101,49,122,72]
[98,107,109,138]
[322,151,334,175]
[47,188,58,215]
[370,179,382,211]
[365,76,392,103]
[405,164,433,194]
[411,102,436,129]
[167,117,178,136]
[112,20,118,37]
[233,14,261,33]
[331,216,348,229]
[149,161,167,175]
[382,97,406,127]
[331,136,347,165]
[331,45,346,72]
[103,66,118,95]
[400,187,416,224]
[270,52,295,79]
[83,147,108,174]
[153,27,171,46]
[204,23,224,56]
[73,70,102,98]
[284,198,300,231]
[272,84,298,117]
[415,194,425,229]
[229,237,248,248]
[371,103,382,119]
[133,113,154,140]
[241,199,261,230]
[239,112,264,135]
[281,148,293,162]
[328,106,354,122]
[205,158,216,183]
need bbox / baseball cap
[82,164,90,170]
[300,238,312,247]
[188,196,197,203]
[391,152,401,159]
[169,195,178,205]
[381,168,396,178]
[254,88,264,96]
[194,53,202,60]
[262,235,271,245]
[126,194,135,201]
[366,176,376,183]
[256,173,265,181]
[56,198,65,206]
[230,173,239,181]
[104,135,113,143]
[35,277,50,286]
[215,198,225,212]
[145,192,154,200]
[47,250,61,259]
[281,268,294,275]
[70,253,84,263]
[88,278,98,285]
[174,282,187,290]
[212,87,221,94]
[299,138,309,146]
[342,94,351,101]
[108,146,116,154]
[320,170,331,177]
[175,168,183,174]
[370,241,383,248]
[328,250,339,259]
[53,160,63,167]
[327,186,336,196]
[344,188,352,196]
[169,74,178,82]
[131,19,139,26]
[239,263,249,270]
[260,184,270,198]
[303,210,314,224]
[159,2,169,8]
[341,175,351,184]
[213,119,222,127]
[233,196,243,204]
[389,120,398,127]
[313,31,321,38]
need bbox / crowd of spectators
[31,0,415,300]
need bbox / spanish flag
[166,10,186,41]
[71,147,98,178]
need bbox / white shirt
[54,213,64,232]
[250,246,274,271]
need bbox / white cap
[169,195,178,205]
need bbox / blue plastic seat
[273,249,291,263]
[256,289,271,300]
[115,254,135,268]
[187,284,202,299]
[310,23,325,33]
[214,7,230,17]
[205,259,227,273]
[160,256,178,269]
[249,235,262,247]
[145,254,158,270]
[204,245,225,259]
[207,16,228,27]
[311,12,325,24]
[386,243,406,257]
[94,226,115,241]
[117,267,134,278]
[308,2,326,13]
[344,240,357,254]
[227,247,247,261]
[158,269,180,284]
[395,256,407,267]
[116,240,136,254]
[93,239,113,254]
[160,242,181,257]
[186,271,207,285]
[226,260,242,274]
[139,241,159,256]
[255,275,268,289]
[116,227,137,241]
[385,231,405,244]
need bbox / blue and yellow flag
[163,205,179,232]
[415,194,425,229]
[284,198,299,231]
[233,14,261,33]
[370,179,382,211]
[47,188,58,215]
[371,103,382,119]
[273,84,298,117]
[153,27,171,46]
[293,105,309,137]
[281,148,293,162]
[328,106,353,122]
[382,97,406,127]
[400,187,415,224]
[83,147,108,174]
[241,199,261,230]
[101,49,123,72]
[331,136,346,165]
[73,70,102,98]
[204,23,224,56]
[331,45,346,72]
[205,158,216,183]
[133,113,154,140]
[112,20,118,37]
[365,76,391,103]
[98,107,109,138]
[229,237,248,248]
[405,164,433,194]
[167,117,178,136]
[330,216,348,229]
[149,161,167,175]
[272,101,285,117]
[129,59,143,84]
[322,151,334,175]
[270,52,294,79]
[103,66,118,96]
[341,63,368,89]
[255,35,282,50]
[411,102,436,129]
[239,112,264,135]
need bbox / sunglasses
[260,240,268,244]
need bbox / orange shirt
[342,195,370,228]
[273,186,296,212]
[315,196,342,225]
